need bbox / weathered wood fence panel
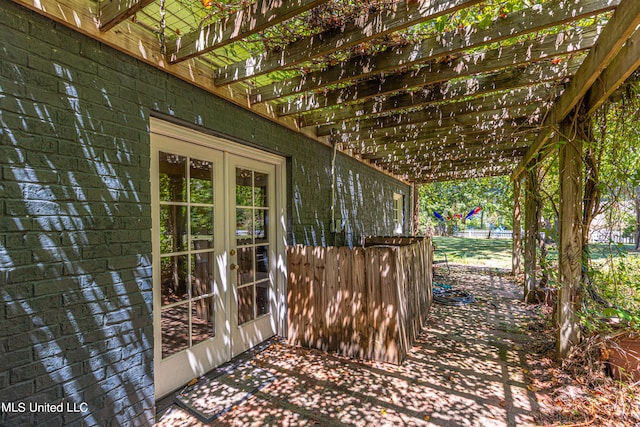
[287,237,432,364]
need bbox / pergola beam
[259,0,617,105]
[253,24,599,104]
[323,105,541,140]
[416,166,513,183]
[167,0,329,63]
[299,83,562,127]
[279,57,581,117]
[336,117,535,145]
[347,123,535,148]
[585,28,640,115]
[359,139,531,162]
[98,0,155,32]
[384,155,521,174]
[214,0,483,85]
[315,90,552,135]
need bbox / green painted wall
[0,2,411,425]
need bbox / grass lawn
[432,236,513,269]
[432,236,639,270]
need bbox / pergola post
[557,115,584,359]
[524,165,540,303]
[413,183,420,236]
[512,178,522,277]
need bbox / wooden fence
[286,236,432,364]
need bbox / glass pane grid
[235,166,271,325]
[159,151,216,359]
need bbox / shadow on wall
[291,158,401,249]
[336,169,394,246]
[292,161,328,247]
[0,37,154,425]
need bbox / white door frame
[150,118,287,399]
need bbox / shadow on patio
[157,265,540,426]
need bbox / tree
[592,83,640,251]
[419,176,514,235]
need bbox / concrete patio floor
[156,265,540,426]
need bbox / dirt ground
[156,265,640,426]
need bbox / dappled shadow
[157,265,542,426]
[291,152,410,249]
[1,4,154,424]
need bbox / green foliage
[581,249,640,333]
[419,176,514,233]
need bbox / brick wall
[0,2,411,425]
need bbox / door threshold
[155,335,280,421]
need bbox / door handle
[230,263,239,271]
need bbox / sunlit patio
[157,266,539,426]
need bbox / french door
[151,123,282,399]
[228,155,277,356]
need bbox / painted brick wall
[0,2,411,425]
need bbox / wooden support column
[512,178,523,277]
[524,166,539,303]
[413,183,420,236]
[557,115,584,359]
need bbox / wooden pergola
[14,0,640,356]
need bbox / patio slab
[157,265,539,426]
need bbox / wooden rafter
[377,148,526,170]
[252,23,599,104]
[98,0,155,31]
[314,86,555,135]
[167,0,329,63]
[417,165,514,183]
[320,104,543,138]
[257,0,617,106]
[585,28,640,115]
[213,0,483,85]
[300,84,558,128]
[280,56,582,117]
[358,136,532,160]
[349,125,536,152]
[335,117,536,145]
[15,0,636,182]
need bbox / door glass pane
[256,282,269,317]
[236,168,253,206]
[162,304,189,358]
[160,206,187,254]
[191,251,214,298]
[192,297,215,345]
[191,206,214,250]
[159,152,186,202]
[238,285,254,325]
[255,246,269,282]
[254,209,268,243]
[190,159,213,204]
[236,208,253,244]
[237,247,254,286]
[161,255,188,305]
[254,172,268,207]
